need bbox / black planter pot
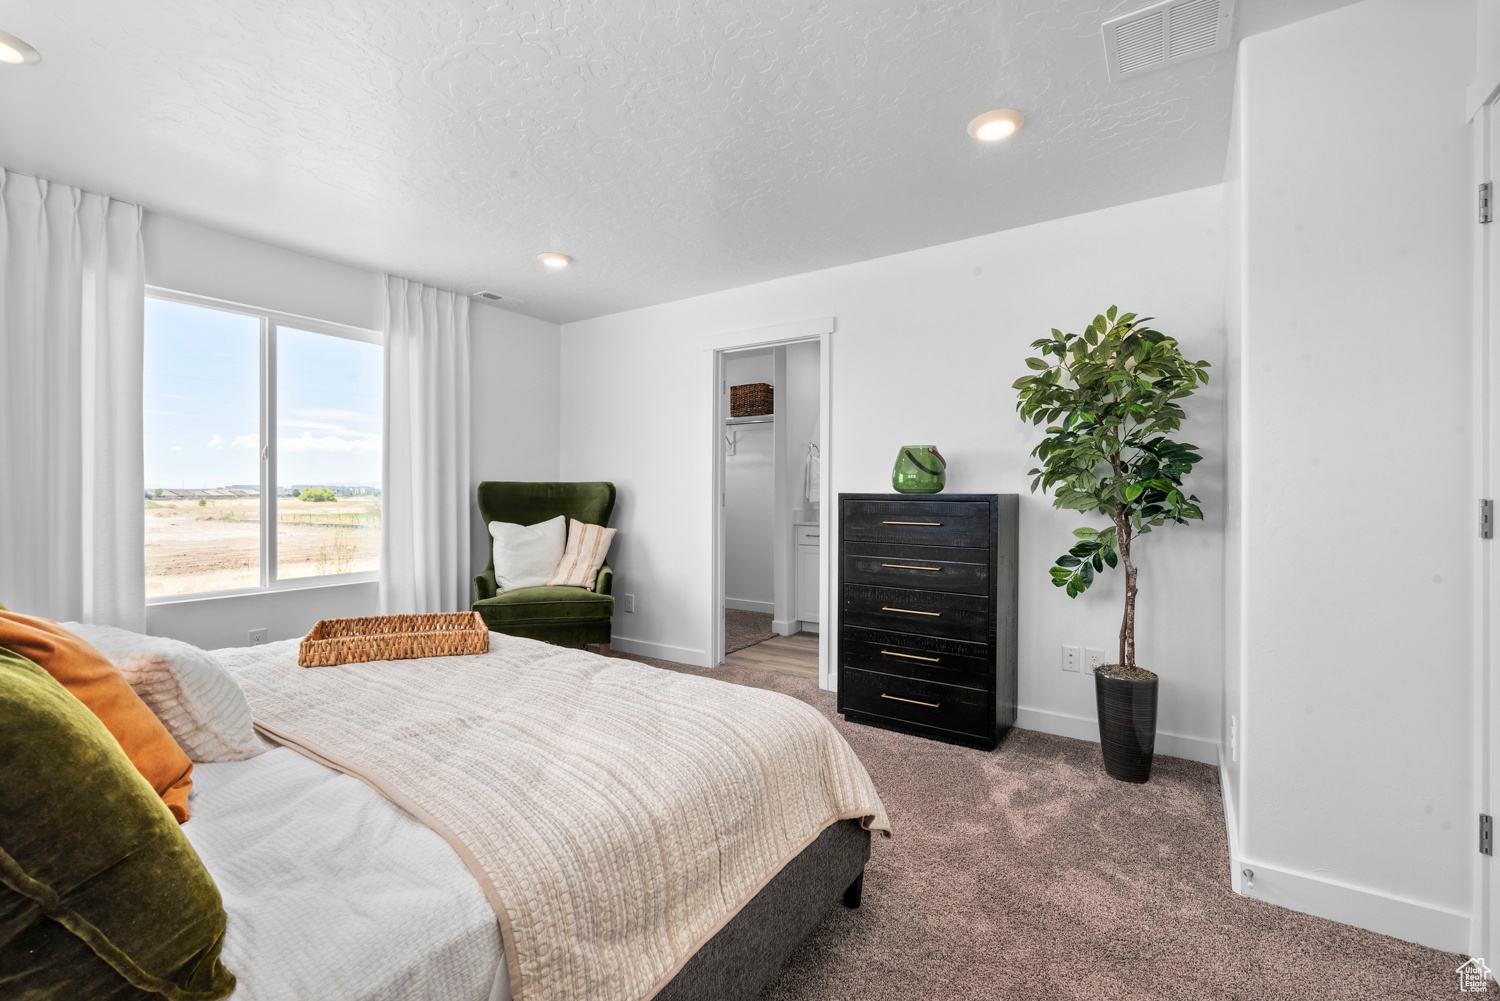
[1094,671,1159,783]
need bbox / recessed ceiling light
[538,252,572,268]
[0,29,40,65]
[967,109,1024,142]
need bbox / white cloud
[295,407,374,422]
[206,434,224,449]
[280,419,369,438]
[231,435,259,450]
[170,446,183,452]
[278,433,381,455]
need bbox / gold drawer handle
[881,563,941,571]
[882,606,940,617]
[881,693,939,708]
[881,650,941,663]
[882,520,942,526]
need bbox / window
[144,290,381,599]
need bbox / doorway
[706,319,834,688]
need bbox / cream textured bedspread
[219,633,889,1001]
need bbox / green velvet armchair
[472,481,617,652]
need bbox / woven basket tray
[298,611,490,668]
[730,382,774,417]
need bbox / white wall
[559,185,1227,758]
[723,350,776,611]
[1221,38,1247,854]
[468,303,562,584]
[143,213,562,647]
[1472,0,1500,115]
[1227,0,1475,952]
[144,213,384,330]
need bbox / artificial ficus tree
[1014,307,1209,673]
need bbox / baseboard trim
[771,618,799,635]
[1214,748,1469,953]
[1013,705,1218,765]
[609,636,706,667]
[1230,855,1470,953]
[725,598,774,614]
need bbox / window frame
[145,286,382,605]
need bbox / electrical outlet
[1061,645,1081,673]
[1085,647,1105,675]
[247,627,268,646]
[623,593,635,613]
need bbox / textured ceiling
[0,0,1357,323]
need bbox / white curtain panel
[0,171,146,628]
[381,276,472,614]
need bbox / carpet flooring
[724,608,775,654]
[612,652,1466,1000]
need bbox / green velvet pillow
[0,647,236,1000]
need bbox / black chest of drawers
[836,493,1018,750]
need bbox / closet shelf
[724,416,773,426]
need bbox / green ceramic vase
[891,446,947,494]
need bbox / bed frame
[655,819,870,1001]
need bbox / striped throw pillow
[547,519,617,590]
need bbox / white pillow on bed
[489,515,567,592]
[61,622,265,763]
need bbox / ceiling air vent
[473,290,527,306]
[1102,0,1234,81]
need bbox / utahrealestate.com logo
[1459,958,1494,992]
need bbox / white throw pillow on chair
[490,515,568,593]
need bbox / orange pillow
[0,611,194,822]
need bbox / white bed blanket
[182,747,505,1001]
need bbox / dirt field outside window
[145,495,381,597]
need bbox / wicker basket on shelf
[298,611,490,668]
[729,382,774,417]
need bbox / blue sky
[144,298,382,490]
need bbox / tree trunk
[1116,508,1137,668]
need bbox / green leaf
[1071,527,1099,539]
[1025,357,1050,371]
[1102,547,1118,568]
[1012,375,1036,390]
[1056,555,1081,568]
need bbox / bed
[190,631,889,1001]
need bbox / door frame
[705,318,835,688]
[1475,95,1497,965]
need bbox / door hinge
[1482,814,1493,856]
[1484,499,1495,539]
[1482,182,1493,224]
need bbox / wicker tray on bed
[298,612,490,667]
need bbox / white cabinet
[793,523,820,625]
